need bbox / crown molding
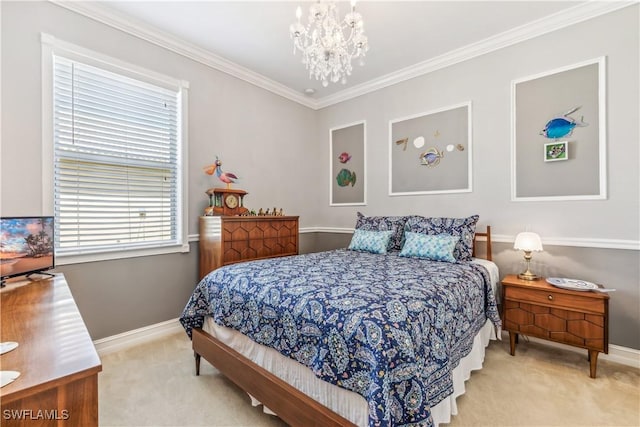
[315,1,636,108]
[49,1,634,111]
[48,0,317,109]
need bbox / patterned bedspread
[180,249,501,427]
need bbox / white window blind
[53,55,180,256]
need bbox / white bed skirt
[203,317,498,426]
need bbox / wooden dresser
[502,274,608,378]
[0,274,102,426]
[199,216,299,280]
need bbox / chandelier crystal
[289,1,369,87]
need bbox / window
[43,34,189,263]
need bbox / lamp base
[518,271,539,281]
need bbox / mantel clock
[205,188,249,216]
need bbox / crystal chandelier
[289,1,369,87]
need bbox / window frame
[41,33,190,265]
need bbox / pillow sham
[348,229,394,254]
[403,215,479,261]
[355,212,409,250]
[399,232,460,263]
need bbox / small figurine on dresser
[255,208,284,216]
[203,156,238,189]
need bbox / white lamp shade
[514,232,543,252]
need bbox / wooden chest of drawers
[199,216,299,280]
[1,275,102,426]
[501,274,609,378]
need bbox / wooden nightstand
[501,274,609,378]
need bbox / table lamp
[514,232,543,280]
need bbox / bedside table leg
[588,350,599,378]
[509,332,517,356]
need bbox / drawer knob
[548,295,554,301]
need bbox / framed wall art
[330,121,366,206]
[511,57,607,201]
[389,102,472,196]
[544,141,568,162]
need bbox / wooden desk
[0,274,102,426]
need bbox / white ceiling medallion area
[51,1,632,110]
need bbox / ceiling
[72,1,623,107]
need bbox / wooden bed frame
[192,226,492,427]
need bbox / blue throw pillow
[403,215,479,261]
[348,229,394,254]
[399,232,460,263]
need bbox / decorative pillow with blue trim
[355,212,409,251]
[404,215,479,261]
[348,229,394,254]
[399,232,460,263]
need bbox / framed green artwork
[330,121,366,206]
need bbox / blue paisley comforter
[180,249,501,427]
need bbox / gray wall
[1,1,321,339]
[316,7,640,349]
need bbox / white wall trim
[93,318,183,356]
[300,227,355,234]
[189,229,639,250]
[501,332,640,370]
[48,0,634,111]
[490,234,640,251]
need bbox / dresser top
[0,274,102,402]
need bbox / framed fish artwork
[389,102,472,196]
[511,57,607,201]
[330,121,366,206]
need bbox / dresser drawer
[505,286,605,314]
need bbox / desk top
[0,274,102,403]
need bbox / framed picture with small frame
[544,141,568,162]
[511,56,606,201]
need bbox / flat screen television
[1,216,55,285]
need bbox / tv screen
[1,217,54,283]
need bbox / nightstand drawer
[505,286,605,314]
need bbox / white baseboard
[500,331,640,369]
[93,318,183,356]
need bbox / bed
[180,215,501,427]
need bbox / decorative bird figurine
[203,156,239,189]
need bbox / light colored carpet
[99,332,640,427]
